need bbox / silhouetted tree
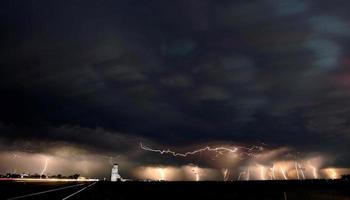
[30,174,40,178]
[73,174,80,179]
[68,174,80,179]
[341,174,350,181]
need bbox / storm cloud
[1,0,350,178]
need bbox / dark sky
[1,0,350,178]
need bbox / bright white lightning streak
[295,162,300,180]
[226,170,231,181]
[271,166,276,180]
[310,165,318,179]
[298,164,305,179]
[140,143,238,157]
[158,168,165,181]
[140,143,262,158]
[192,167,200,181]
[40,158,49,177]
[259,165,266,180]
[280,167,287,180]
[237,171,245,181]
[222,168,230,181]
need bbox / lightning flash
[40,158,49,176]
[140,143,262,159]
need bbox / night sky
[1,0,350,179]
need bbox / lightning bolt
[237,171,245,181]
[192,166,200,181]
[298,163,305,179]
[140,142,263,159]
[280,167,287,180]
[222,168,230,181]
[309,165,318,179]
[246,167,250,181]
[40,158,49,177]
[158,168,165,181]
[271,165,276,180]
[295,162,300,180]
[259,165,266,180]
[139,142,326,181]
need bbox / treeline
[341,174,350,181]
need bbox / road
[0,181,96,200]
[1,180,350,200]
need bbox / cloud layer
[1,0,350,177]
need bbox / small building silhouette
[111,164,121,182]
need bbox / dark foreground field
[1,180,350,200]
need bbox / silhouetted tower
[111,164,121,182]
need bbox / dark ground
[1,180,350,200]
[0,181,91,200]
